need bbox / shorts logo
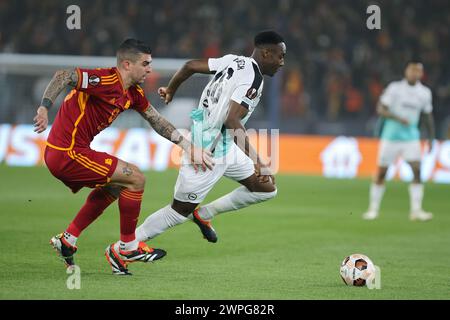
[187,193,198,201]
[88,75,100,86]
[246,88,257,100]
[105,158,113,166]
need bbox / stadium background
[0,0,449,301]
[1,0,450,181]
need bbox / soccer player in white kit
[363,61,435,221]
[135,31,286,244]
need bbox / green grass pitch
[0,165,448,299]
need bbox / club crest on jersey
[246,88,258,100]
[88,75,100,86]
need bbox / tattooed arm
[140,105,214,171]
[140,105,190,150]
[33,69,78,133]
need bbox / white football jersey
[380,79,432,124]
[379,79,433,141]
[190,54,264,156]
[201,54,263,130]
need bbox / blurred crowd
[1,0,449,137]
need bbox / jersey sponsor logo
[233,57,245,70]
[246,88,258,100]
[402,102,420,110]
[88,75,100,86]
[188,193,198,201]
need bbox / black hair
[254,30,284,47]
[117,38,152,62]
[405,55,423,67]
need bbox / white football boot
[362,210,379,220]
[409,210,433,222]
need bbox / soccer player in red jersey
[33,39,214,275]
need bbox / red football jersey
[47,67,150,150]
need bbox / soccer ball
[340,253,376,287]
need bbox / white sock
[119,239,138,252]
[368,183,385,212]
[191,186,277,221]
[135,205,188,242]
[63,231,78,247]
[409,183,424,213]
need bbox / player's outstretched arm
[159,59,211,104]
[224,101,274,184]
[33,69,78,133]
[139,105,214,171]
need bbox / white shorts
[377,140,421,167]
[174,143,255,203]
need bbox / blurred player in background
[135,31,285,244]
[362,61,435,221]
[33,39,213,275]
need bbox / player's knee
[130,167,146,190]
[268,187,277,199]
[375,176,385,184]
[375,169,387,184]
[412,171,421,183]
[411,166,421,181]
[171,200,196,217]
[267,183,277,193]
[264,188,277,201]
[250,179,276,193]
[254,188,277,202]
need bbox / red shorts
[44,146,119,193]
